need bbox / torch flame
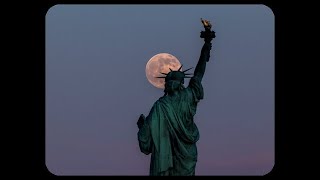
[201,18,212,28]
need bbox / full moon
[146,53,182,89]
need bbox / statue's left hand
[137,114,146,129]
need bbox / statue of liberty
[137,19,216,176]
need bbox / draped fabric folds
[138,77,204,176]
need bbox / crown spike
[178,64,183,71]
[169,68,173,72]
[182,67,193,73]
[160,72,168,75]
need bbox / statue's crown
[156,65,193,83]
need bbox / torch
[200,18,215,41]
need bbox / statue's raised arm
[192,18,216,83]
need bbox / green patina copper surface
[137,19,215,176]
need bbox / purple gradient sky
[46,5,274,175]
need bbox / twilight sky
[45,5,274,176]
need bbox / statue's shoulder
[155,96,171,106]
[149,98,166,113]
[157,96,166,103]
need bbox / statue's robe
[138,77,204,176]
